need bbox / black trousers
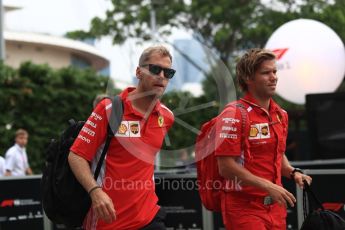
[140,208,166,230]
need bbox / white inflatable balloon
[265,19,345,104]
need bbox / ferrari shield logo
[158,116,164,127]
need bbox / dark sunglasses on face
[141,64,176,79]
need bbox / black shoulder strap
[93,95,123,180]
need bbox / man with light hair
[5,129,33,176]
[69,45,175,229]
[215,48,312,229]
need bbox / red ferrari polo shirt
[70,87,174,230]
[215,93,288,196]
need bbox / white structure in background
[265,19,345,104]
[168,39,209,96]
[181,83,203,97]
[3,4,109,73]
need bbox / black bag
[41,96,123,228]
[301,180,345,230]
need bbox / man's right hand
[90,188,116,223]
[265,182,296,208]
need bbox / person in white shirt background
[0,155,5,176]
[4,129,33,176]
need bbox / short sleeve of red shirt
[214,105,244,157]
[70,98,112,162]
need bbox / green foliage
[66,0,345,163]
[69,0,345,61]
[67,0,270,63]
[161,91,219,151]
[160,90,219,168]
[0,62,113,173]
[69,0,345,102]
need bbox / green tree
[66,0,345,159]
[67,0,345,98]
[159,90,219,167]
[0,62,117,172]
[67,0,273,63]
[67,0,345,59]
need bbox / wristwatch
[290,168,304,180]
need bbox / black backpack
[301,180,345,230]
[41,96,123,228]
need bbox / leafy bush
[0,61,115,172]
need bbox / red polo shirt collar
[240,93,280,113]
[119,87,163,117]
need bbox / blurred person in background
[5,129,33,176]
[0,155,5,176]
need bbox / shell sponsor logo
[118,123,128,135]
[250,127,259,137]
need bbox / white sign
[265,19,345,104]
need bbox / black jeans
[140,208,166,230]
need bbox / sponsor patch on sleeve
[77,134,91,143]
[219,133,238,139]
[222,117,240,124]
[91,112,103,121]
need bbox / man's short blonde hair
[139,45,172,66]
[236,48,276,91]
[15,129,28,138]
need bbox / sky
[3,0,192,87]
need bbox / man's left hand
[294,172,312,189]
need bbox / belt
[228,192,274,206]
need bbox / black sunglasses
[141,64,176,79]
